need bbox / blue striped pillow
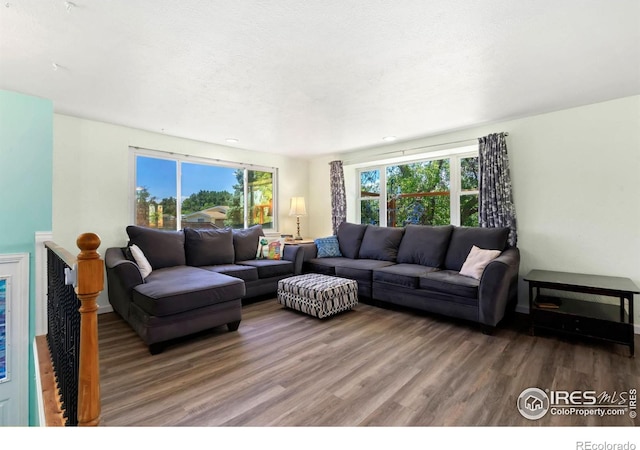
[314,236,342,258]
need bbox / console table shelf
[524,270,639,357]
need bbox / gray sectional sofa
[105,224,303,353]
[300,222,520,332]
[106,221,519,354]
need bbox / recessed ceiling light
[382,136,396,142]
[225,138,239,144]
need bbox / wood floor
[98,298,640,426]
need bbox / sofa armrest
[297,242,318,261]
[283,244,304,275]
[105,247,144,317]
[478,247,520,327]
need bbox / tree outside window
[134,153,275,230]
[358,150,479,228]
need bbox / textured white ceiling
[1,1,639,157]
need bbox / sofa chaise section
[105,224,302,353]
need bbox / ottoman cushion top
[279,273,357,298]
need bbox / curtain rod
[337,132,509,165]
[129,145,278,170]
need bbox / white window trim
[129,147,278,231]
[356,146,478,227]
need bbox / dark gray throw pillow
[396,224,454,267]
[336,222,368,259]
[184,227,234,266]
[126,225,186,269]
[358,226,405,262]
[444,226,510,271]
[232,224,264,261]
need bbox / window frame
[130,147,278,231]
[356,146,479,227]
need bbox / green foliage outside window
[360,199,380,225]
[386,159,451,227]
[226,169,274,229]
[181,190,232,216]
[359,155,480,227]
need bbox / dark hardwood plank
[98,299,639,426]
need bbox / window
[387,159,451,227]
[360,169,380,225]
[357,148,479,228]
[133,149,277,231]
[459,156,479,226]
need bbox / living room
[1,0,639,446]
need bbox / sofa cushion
[232,225,264,262]
[199,264,259,282]
[314,236,342,258]
[444,227,509,271]
[358,226,405,262]
[336,222,368,259]
[126,225,186,269]
[132,266,245,317]
[419,270,480,299]
[373,264,439,289]
[304,257,341,275]
[332,259,395,284]
[184,227,235,266]
[236,259,294,279]
[396,224,453,267]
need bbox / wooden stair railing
[39,233,104,426]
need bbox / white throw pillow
[459,245,502,280]
[129,244,153,279]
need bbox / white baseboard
[33,337,45,427]
[99,304,113,314]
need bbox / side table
[284,239,315,245]
[524,270,639,356]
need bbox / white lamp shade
[289,197,307,216]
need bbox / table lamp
[289,197,307,240]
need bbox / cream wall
[53,96,640,320]
[308,95,640,322]
[53,114,309,310]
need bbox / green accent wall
[0,89,53,425]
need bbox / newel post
[75,233,103,426]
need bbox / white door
[0,253,29,426]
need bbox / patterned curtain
[478,133,518,246]
[329,160,346,235]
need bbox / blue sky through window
[182,163,238,199]
[136,156,238,201]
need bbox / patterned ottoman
[277,273,358,319]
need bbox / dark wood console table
[524,270,639,356]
